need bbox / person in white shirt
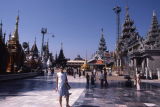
[135,71,141,91]
[99,70,104,88]
[56,68,70,107]
[93,68,97,75]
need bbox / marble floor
[0,74,86,107]
[73,80,160,107]
[0,74,160,107]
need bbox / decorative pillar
[117,59,120,73]
[146,57,152,79]
[120,59,121,67]
[142,59,145,74]
[134,58,137,73]
[145,58,148,79]
[145,67,148,79]
[157,68,160,80]
[149,70,152,79]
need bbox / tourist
[86,73,90,88]
[91,72,95,88]
[93,68,97,75]
[99,70,104,88]
[125,76,132,87]
[83,69,85,76]
[135,71,141,91]
[56,68,71,107]
[73,68,76,78]
[78,70,81,77]
[104,70,108,87]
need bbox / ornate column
[134,58,137,73]
[157,68,160,80]
[146,57,152,79]
[145,67,148,79]
[141,59,145,74]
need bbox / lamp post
[41,28,47,58]
[113,6,121,74]
[51,34,55,53]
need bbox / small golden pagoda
[6,15,25,73]
[81,60,90,70]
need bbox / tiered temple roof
[145,11,160,49]
[119,7,141,53]
[98,28,107,54]
[31,38,38,55]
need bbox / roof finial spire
[9,33,11,40]
[101,28,103,33]
[11,11,19,41]
[47,38,49,44]
[34,36,36,44]
[3,32,6,43]
[126,6,129,17]
[47,38,49,49]
[0,20,3,39]
[16,10,19,26]
[61,42,63,50]
[153,10,156,17]
[0,20,2,27]
[101,28,104,37]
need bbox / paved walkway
[73,80,160,107]
[1,72,160,107]
[0,74,86,107]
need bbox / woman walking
[56,68,71,107]
[99,70,104,88]
[104,71,108,87]
[135,71,141,91]
[86,73,90,88]
[91,72,95,88]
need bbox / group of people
[86,68,108,88]
[66,67,84,78]
[55,67,141,107]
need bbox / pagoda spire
[150,10,159,32]
[31,37,38,54]
[9,33,11,40]
[125,6,130,18]
[34,36,36,44]
[3,32,6,43]
[47,39,49,49]
[145,10,160,46]
[153,10,156,16]
[61,42,63,50]
[98,28,107,53]
[121,6,136,39]
[11,14,19,41]
[0,20,3,41]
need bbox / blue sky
[0,0,160,59]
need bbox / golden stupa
[81,60,90,70]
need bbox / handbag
[65,82,71,90]
[64,72,71,90]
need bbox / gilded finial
[16,10,20,26]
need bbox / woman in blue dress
[56,68,70,107]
